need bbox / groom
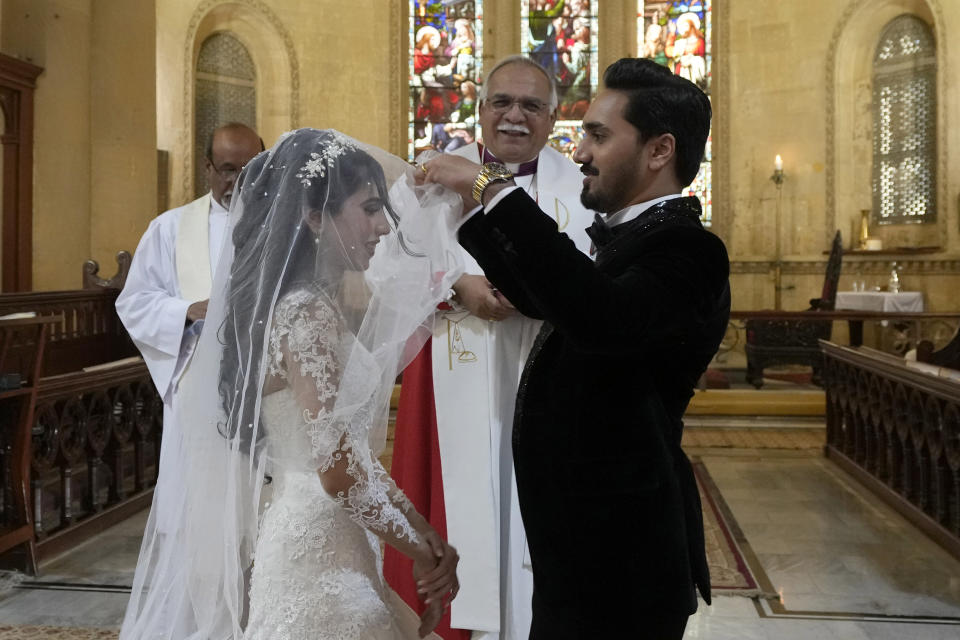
[418,58,729,639]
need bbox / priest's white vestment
[436,142,594,640]
[115,192,229,530]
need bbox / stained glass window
[638,1,712,225]
[521,1,599,158]
[872,15,936,225]
[409,0,483,160]
[194,32,256,198]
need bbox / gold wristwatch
[471,162,514,204]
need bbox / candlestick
[771,156,785,309]
[771,155,784,185]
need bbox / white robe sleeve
[116,212,192,400]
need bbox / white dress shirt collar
[604,193,683,228]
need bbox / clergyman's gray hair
[477,55,559,110]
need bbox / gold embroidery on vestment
[554,198,570,231]
[444,312,477,370]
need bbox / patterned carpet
[694,460,775,598]
[683,427,824,450]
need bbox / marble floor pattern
[1,448,959,639]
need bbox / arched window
[409,0,483,160]
[872,15,936,225]
[638,1,712,226]
[521,0,599,159]
[194,32,257,198]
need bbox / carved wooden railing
[0,251,162,567]
[820,341,960,559]
[29,361,160,559]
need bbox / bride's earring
[314,234,321,245]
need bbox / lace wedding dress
[246,286,433,640]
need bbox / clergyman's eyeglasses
[209,162,241,181]
[486,96,551,116]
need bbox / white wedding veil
[120,129,463,639]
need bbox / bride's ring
[419,164,428,174]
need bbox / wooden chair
[744,231,843,388]
[917,326,960,371]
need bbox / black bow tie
[585,213,615,251]
[585,199,705,256]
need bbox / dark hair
[217,130,398,452]
[204,122,265,161]
[602,58,711,187]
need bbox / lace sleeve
[271,289,420,544]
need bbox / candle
[774,154,783,172]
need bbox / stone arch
[180,0,300,201]
[826,0,947,250]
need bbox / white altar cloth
[835,291,924,313]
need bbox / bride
[121,129,464,639]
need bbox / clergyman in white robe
[437,141,594,639]
[115,192,229,531]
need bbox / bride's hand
[417,599,443,638]
[412,535,459,605]
[416,530,460,604]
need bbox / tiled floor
[1,448,958,639]
[0,512,143,629]
[685,450,960,639]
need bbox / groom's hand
[416,155,484,210]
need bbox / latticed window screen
[194,32,257,198]
[872,15,936,225]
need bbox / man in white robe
[116,123,262,531]
[386,57,595,640]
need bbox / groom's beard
[579,161,636,214]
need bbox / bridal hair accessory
[296,132,359,186]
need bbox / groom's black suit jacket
[458,189,730,636]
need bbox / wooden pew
[0,252,162,571]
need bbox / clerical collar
[209,193,229,216]
[604,193,683,228]
[479,143,538,177]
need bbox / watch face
[484,162,512,179]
